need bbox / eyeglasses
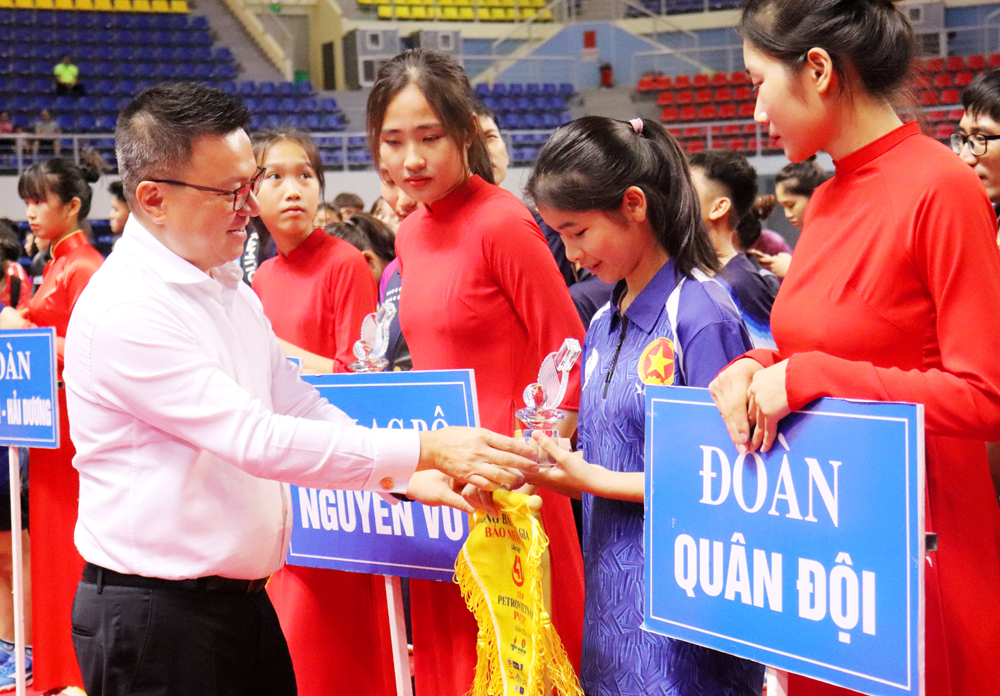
[146,166,266,211]
[950,132,1000,157]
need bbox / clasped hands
[708,357,791,454]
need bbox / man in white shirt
[64,82,533,696]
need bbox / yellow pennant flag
[454,489,584,696]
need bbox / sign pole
[766,667,788,696]
[384,576,413,696]
[8,447,24,696]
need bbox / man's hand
[417,427,536,491]
[406,470,473,513]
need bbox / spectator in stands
[107,181,130,241]
[473,100,509,186]
[955,68,1000,228]
[0,219,30,310]
[333,191,364,220]
[713,0,1000,694]
[312,200,340,229]
[53,55,82,97]
[690,149,779,349]
[328,212,396,287]
[32,110,61,157]
[369,48,585,696]
[748,194,793,256]
[2,157,103,693]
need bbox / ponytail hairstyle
[17,157,100,222]
[774,156,827,198]
[526,116,719,278]
[737,194,778,250]
[740,0,915,102]
[366,49,494,185]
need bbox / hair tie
[629,118,643,135]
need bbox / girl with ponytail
[711,0,1000,693]
[521,116,762,695]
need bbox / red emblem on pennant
[638,338,675,386]
[512,555,524,587]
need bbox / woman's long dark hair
[740,0,915,101]
[18,157,100,222]
[366,49,494,185]
[526,116,719,279]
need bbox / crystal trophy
[515,338,581,458]
[348,303,397,373]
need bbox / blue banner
[286,370,479,582]
[0,328,58,449]
[644,386,923,696]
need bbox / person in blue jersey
[522,116,764,696]
[689,149,779,349]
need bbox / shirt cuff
[365,428,420,495]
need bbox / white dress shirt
[65,217,419,580]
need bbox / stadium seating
[363,0,559,23]
[639,56,986,153]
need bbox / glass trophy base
[515,425,563,468]
[349,357,388,373]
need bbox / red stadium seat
[913,74,931,90]
[933,73,952,88]
[738,102,756,118]
[730,72,747,85]
[715,88,732,101]
[768,137,781,150]
[927,110,947,122]
[683,126,702,137]
[675,74,691,88]
[912,58,926,73]
[955,72,974,87]
[699,105,717,119]
[660,107,679,122]
[727,138,745,150]
[718,103,736,119]
[677,90,694,104]
[948,108,965,121]
[926,57,944,72]
[743,123,758,134]
[657,91,675,106]
[990,53,1000,68]
[693,74,709,87]
[919,90,939,106]
[680,106,698,120]
[946,56,965,72]
[637,77,655,91]
[668,128,681,137]
[711,72,728,86]
[653,75,672,90]
[734,86,752,101]
[696,89,712,103]
[968,55,987,71]
[723,124,741,134]
[933,123,952,140]
[745,137,758,151]
[710,126,723,136]
[687,140,705,154]
[941,88,960,104]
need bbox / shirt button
[380,477,394,490]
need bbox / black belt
[83,563,269,595]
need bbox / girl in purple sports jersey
[523,116,762,696]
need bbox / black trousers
[71,578,297,696]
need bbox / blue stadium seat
[77,96,97,112]
[10,115,29,130]
[319,97,338,112]
[213,48,233,63]
[166,15,188,30]
[96,115,117,132]
[54,95,75,112]
[279,97,297,113]
[549,96,565,111]
[526,83,540,95]
[10,96,30,112]
[176,64,196,80]
[10,78,30,94]
[264,114,281,129]
[219,81,236,95]
[30,78,50,93]
[135,16,154,31]
[14,61,36,76]
[283,115,303,129]
[558,112,571,125]
[0,10,13,27]
[299,98,318,113]
[498,97,514,113]
[36,12,56,28]
[192,31,212,47]
[296,81,314,95]
[523,113,541,129]
[114,64,138,79]
[492,83,506,96]
[243,97,260,112]
[77,114,97,132]
[135,80,155,93]
[258,82,276,96]
[192,47,212,62]
[94,81,116,97]
[559,83,574,96]
[152,47,172,62]
[260,97,278,114]
[30,96,53,112]
[94,62,114,77]
[153,31,172,46]
[515,96,531,111]
[276,82,294,96]
[248,114,263,131]
[97,96,117,112]
[305,114,321,130]
[541,113,558,129]
[237,81,255,97]
[530,97,547,111]
[322,114,345,130]
[192,64,214,80]
[508,84,523,96]
[155,64,178,80]
[56,115,75,131]
[474,83,490,98]
[213,64,236,80]
[191,16,209,31]
[115,96,132,110]
[168,31,186,46]
[30,60,50,76]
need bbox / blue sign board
[0,328,58,449]
[286,370,479,582]
[644,386,923,696]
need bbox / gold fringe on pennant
[455,490,584,696]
